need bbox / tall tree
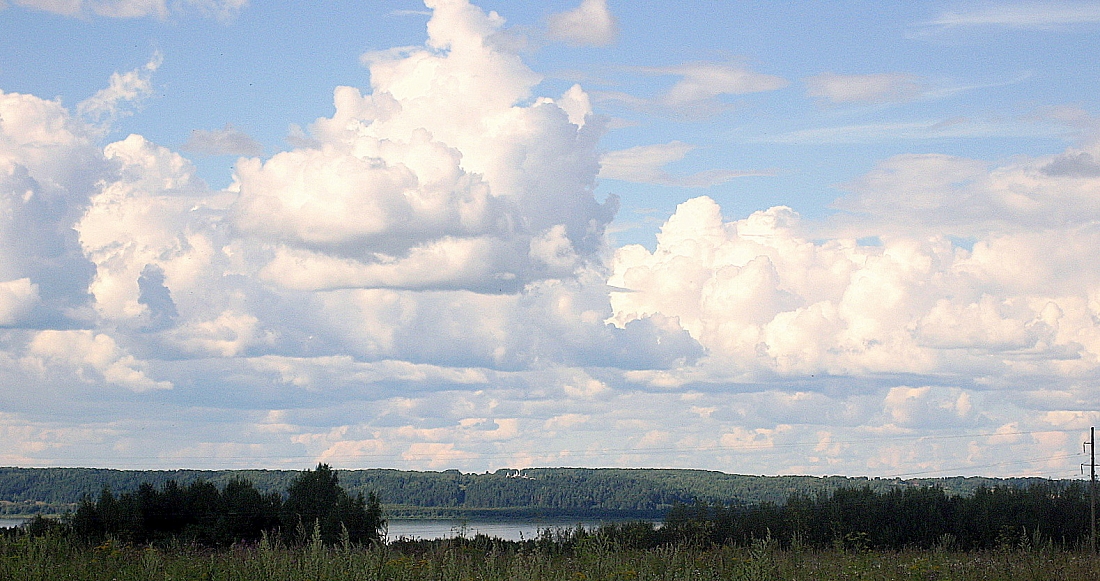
[281,463,384,545]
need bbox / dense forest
[657,480,1094,551]
[17,464,384,548]
[0,466,1055,519]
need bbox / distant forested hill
[0,466,1053,519]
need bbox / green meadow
[3,532,1099,581]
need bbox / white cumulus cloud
[26,330,172,392]
[0,0,1095,477]
[835,142,1100,234]
[0,89,102,324]
[236,0,617,293]
[609,154,1100,386]
[547,0,618,46]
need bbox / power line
[882,452,1082,479]
[1083,427,1096,554]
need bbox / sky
[0,0,1098,479]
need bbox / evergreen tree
[281,463,384,545]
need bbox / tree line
[0,466,1051,518]
[15,464,383,548]
[7,478,1096,554]
[583,481,1094,552]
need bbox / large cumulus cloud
[70,0,646,367]
[0,0,703,470]
[608,161,1100,383]
[603,166,1099,476]
[607,142,1100,460]
[0,0,1095,478]
[0,89,102,327]
[233,0,616,294]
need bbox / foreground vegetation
[1,530,1098,581]
[3,474,1098,580]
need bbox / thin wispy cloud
[8,0,248,20]
[805,72,924,105]
[598,62,788,119]
[750,117,1081,144]
[924,2,1100,29]
[600,141,774,187]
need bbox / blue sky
[0,0,1098,479]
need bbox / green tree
[281,463,384,545]
[216,478,281,546]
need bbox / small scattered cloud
[181,0,248,22]
[547,0,618,47]
[85,0,170,19]
[77,52,162,131]
[805,72,924,104]
[599,141,774,187]
[182,123,263,156]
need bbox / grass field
[3,532,1099,581]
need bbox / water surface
[385,519,606,542]
[0,517,638,541]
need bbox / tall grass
[2,531,1099,581]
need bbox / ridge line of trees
[0,466,1056,518]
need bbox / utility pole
[1085,427,1097,555]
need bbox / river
[384,519,609,541]
[0,518,622,541]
